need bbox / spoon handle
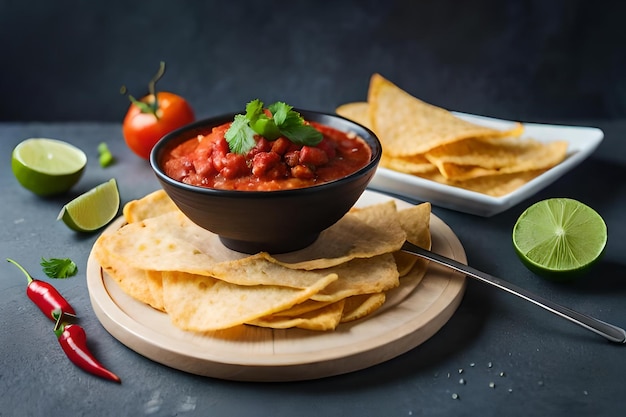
[401,241,626,344]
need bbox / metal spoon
[401,241,626,344]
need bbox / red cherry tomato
[122,92,195,159]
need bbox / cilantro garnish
[225,99,323,154]
[225,114,257,154]
[40,257,78,279]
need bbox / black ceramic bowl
[150,109,382,254]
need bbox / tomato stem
[120,61,167,120]
[147,61,166,114]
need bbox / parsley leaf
[268,102,323,146]
[248,100,281,140]
[279,121,323,146]
[245,99,264,122]
[225,114,257,154]
[268,102,291,126]
[40,257,78,279]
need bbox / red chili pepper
[7,258,76,320]
[54,311,121,383]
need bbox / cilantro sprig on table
[225,100,323,154]
[40,257,78,279]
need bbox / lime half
[12,138,87,196]
[512,198,607,281]
[58,179,120,232]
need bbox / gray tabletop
[1,119,625,416]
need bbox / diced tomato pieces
[213,135,230,155]
[270,137,291,155]
[252,151,281,177]
[191,148,214,177]
[265,162,288,180]
[284,150,300,167]
[291,164,315,179]
[247,137,271,160]
[220,153,249,179]
[316,137,337,160]
[257,137,273,153]
[164,157,193,182]
[299,146,329,166]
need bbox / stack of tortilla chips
[93,190,432,332]
[337,74,568,197]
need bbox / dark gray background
[1,0,625,123]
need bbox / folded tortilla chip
[123,189,179,223]
[425,137,568,180]
[267,200,406,270]
[248,300,346,331]
[393,202,431,276]
[381,154,438,175]
[367,73,522,156]
[162,271,338,331]
[336,102,372,130]
[340,293,386,323]
[418,169,548,197]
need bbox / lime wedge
[12,138,87,196]
[58,179,120,232]
[512,198,607,281]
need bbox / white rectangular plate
[369,112,604,216]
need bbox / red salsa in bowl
[162,121,372,191]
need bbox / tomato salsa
[163,121,372,191]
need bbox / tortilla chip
[310,253,399,302]
[123,189,178,223]
[207,254,350,288]
[425,137,568,180]
[419,169,548,197]
[381,154,438,175]
[336,102,372,130]
[266,200,406,270]
[145,270,166,312]
[368,73,522,156]
[97,247,157,309]
[340,293,386,323]
[272,299,333,317]
[394,203,432,276]
[162,271,338,332]
[94,211,247,276]
[249,300,346,331]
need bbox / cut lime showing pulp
[58,179,120,232]
[12,138,87,196]
[512,198,607,281]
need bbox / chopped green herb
[225,99,323,154]
[98,142,115,167]
[40,257,78,279]
[225,114,257,154]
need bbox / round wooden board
[87,190,467,381]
